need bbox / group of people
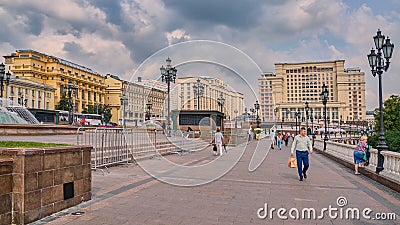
[213,125,371,181]
[272,131,293,150]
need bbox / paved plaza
[24,137,400,225]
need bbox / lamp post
[146,101,153,121]
[234,109,238,128]
[294,109,301,135]
[273,108,278,130]
[0,63,11,98]
[310,108,315,146]
[160,57,177,134]
[367,29,394,174]
[284,109,289,129]
[250,107,255,126]
[305,102,309,135]
[320,83,329,151]
[120,95,128,129]
[217,93,225,113]
[67,81,77,125]
[217,93,225,130]
[193,78,204,110]
[254,100,260,128]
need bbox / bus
[75,113,102,126]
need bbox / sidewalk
[33,138,400,224]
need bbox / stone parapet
[0,158,14,225]
[0,146,92,224]
[0,124,77,136]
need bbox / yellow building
[4,50,106,112]
[105,75,167,126]
[2,76,56,110]
[259,60,366,123]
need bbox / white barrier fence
[314,139,400,182]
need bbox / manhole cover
[71,211,85,216]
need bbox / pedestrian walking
[248,127,253,142]
[290,127,313,181]
[277,133,282,150]
[215,127,224,156]
[270,128,275,149]
[284,133,289,146]
[353,136,368,175]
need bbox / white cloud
[166,29,191,46]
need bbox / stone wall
[0,146,92,224]
[0,124,77,136]
[0,158,13,225]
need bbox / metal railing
[77,127,250,170]
[77,127,158,170]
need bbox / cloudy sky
[0,0,399,110]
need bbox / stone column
[42,91,45,109]
[35,90,39,108]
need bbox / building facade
[172,77,244,120]
[259,60,366,123]
[4,50,106,113]
[2,76,56,110]
[105,75,167,126]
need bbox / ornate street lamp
[254,100,260,128]
[367,29,394,173]
[67,81,77,125]
[320,83,329,151]
[305,101,309,135]
[160,57,177,134]
[273,107,278,130]
[0,63,11,98]
[193,78,204,110]
[368,32,392,171]
[217,93,225,130]
[234,109,238,128]
[217,93,225,113]
[146,101,153,121]
[249,107,255,125]
[339,115,343,137]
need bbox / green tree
[374,95,400,132]
[55,93,69,111]
[369,95,400,152]
[82,104,112,123]
[368,131,400,153]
